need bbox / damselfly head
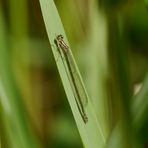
[57,34,64,41]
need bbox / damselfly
[54,35,88,123]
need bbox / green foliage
[0,0,148,147]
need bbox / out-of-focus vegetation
[0,0,148,148]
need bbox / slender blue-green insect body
[54,35,88,123]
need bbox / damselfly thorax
[54,34,69,54]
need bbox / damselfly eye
[61,35,64,39]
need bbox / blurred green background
[0,0,148,148]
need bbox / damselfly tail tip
[83,114,88,124]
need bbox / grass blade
[39,0,105,147]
